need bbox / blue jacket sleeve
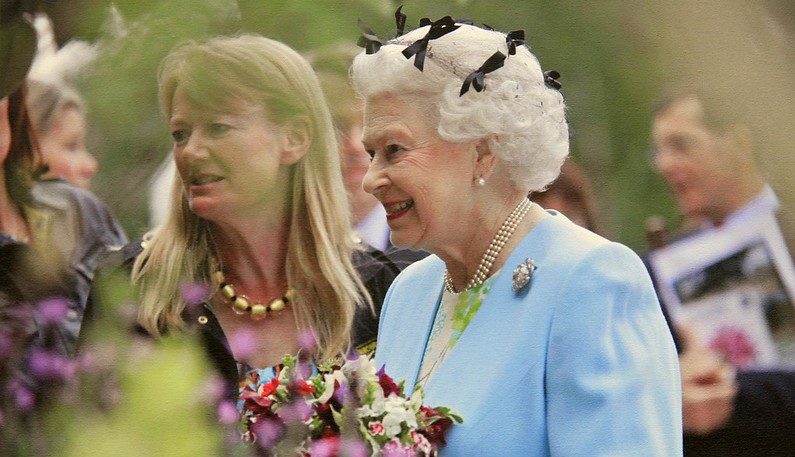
[546,242,683,456]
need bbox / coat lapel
[377,256,445,395]
[422,215,556,417]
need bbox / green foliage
[75,0,792,249]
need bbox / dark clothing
[0,180,127,354]
[85,241,420,400]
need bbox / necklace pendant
[512,258,536,292]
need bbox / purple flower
[14,384,35,412]
[276,400,312,423]
[217,400,239,425]
[28,348,73,382]
[310,436,341,457]
[253,418,285,449]
[181,282,209,307]
[226,328,257,362]
[298,329,317,351]
[340,437,368,457]
[333,379,349,404]
[36,297,70,325]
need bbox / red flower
[419,406,454,446]
[289,379,317,396]
[376,365,401,397]
[260,376,281,397]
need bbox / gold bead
[233,296,250,313]
[269,298,286,312]
[250,303,268,319]
[284,288,297,303]
[221,284,236,300]
[212,270,225,285]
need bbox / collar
[718,184,779,229]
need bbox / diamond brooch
[512,258,537,292]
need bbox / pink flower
[709,326,756,368]
[382,438,416,457]
[368,421,385,436]
[410,430,433,455]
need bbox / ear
[278,116,312,165]
[474,137,498,180]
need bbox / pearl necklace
[444,198,532,293]
[211,269,295,320]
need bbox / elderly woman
[352,18,682,455]
[124,35,401,399]
[26,80,98,189]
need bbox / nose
[652,147,679,177]
[175,130,210,166]
[362,157,388,197]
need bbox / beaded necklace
[444,198,532,293]
[211,267,294,321]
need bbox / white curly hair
[350,22,569,193]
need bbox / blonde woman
[114,35,402,398]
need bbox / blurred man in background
[648,90,795,456]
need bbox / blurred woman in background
[0,82,126,354]
[26,79,98,189]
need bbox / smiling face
[169,86,290,224]
[651,97,737,223]
[38,108,97,189]
[361,93,478,252]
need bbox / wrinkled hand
[678,324,738,434]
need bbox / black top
[0,180,127,356]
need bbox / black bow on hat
[460,51,507,96]
[402,16,460,71]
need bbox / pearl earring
[476,177,486,187]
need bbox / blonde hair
[133,34,370,361]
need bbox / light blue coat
[375,212,682,456]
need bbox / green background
[75,0,795,250]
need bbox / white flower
[317,370,346,403]
[381,396,418,437]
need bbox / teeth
[385,199,413,213]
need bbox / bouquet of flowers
[238,353,462,456]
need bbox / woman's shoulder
[521,210,648,282]
[31,179,127,244]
